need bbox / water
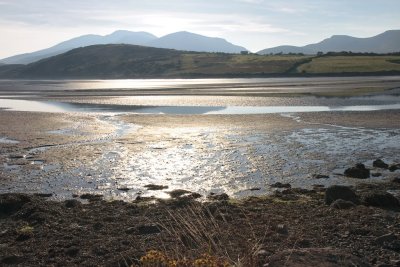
[0,78,399,200]
[1,98,400,114]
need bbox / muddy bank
[0,180,400,267]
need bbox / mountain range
[258,30,400,55]
[0,31,247,65]
[1,30,399,65]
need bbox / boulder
[373,159,389,169]
[344,163,370,179]
[207,193,229,201]
[0,194,31,215]
[362,192,400,209]
[325,185,359,205]
[389,164,400,172]
[270,182,291,188]
[330,199,356,209]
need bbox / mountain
[0,31,157,65]
[258,30,400,55]
[0,31,247,65]
[147,31,247,53]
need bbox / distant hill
[0,44,309,79]
[0,31,247,65]
[1,44,399,79]
[258,30,400,55]
[147,31,247,53]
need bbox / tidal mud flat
[0,77,399,266]
[0,110,399,200]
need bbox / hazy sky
[0,0,399,58]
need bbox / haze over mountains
[1,30,399,65]
[258,30,400,55]
[0,31,247,65]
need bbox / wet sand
[0,109,399,200]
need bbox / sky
[0,0,399,58]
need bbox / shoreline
[1,179,399,266]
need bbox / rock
[207,193,229,201]
[325,185,359,205]
[267,248,371,267]
[65,247,80,257]
[64,199,80,208]
[383,240,400,252]
[117,187,130,192]
[391,177,400,183]
[137,224,162,235]
[375,233,397,245]
[33,193,53,198]
[276,224,288,235]
[373,159,389,169]
[270,182,291,188]
[1,255,25,265]
[168,189,191,198]
[371,173,382,177]
[344,163,370,179]
[312,174,329,179]
[80,194,103,201]
[389,164,400,172]
[144,184,168,190]
[16,232,33,241]
[330,199,356,209]
[0,193,31,215]
[362,192,400,209]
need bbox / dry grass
[297,55,400,73]
[138,201,269,267]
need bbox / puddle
[0,137,19,144]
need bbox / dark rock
[1,255,25,265]
[330,199,356,209]
[168,189,191,198]
[325,185,359,205]
[344,163,370,179]
[384,240,400,252]
[117,187,130,192]
[64,199,80,208]
[389,164,400,172]
[267,248,371,267]
[275,224,288,235]
[249,187,261,191]
[391,177,400,183]
[297,239,312,248]
[362,192,400,209]
[16,232,33,241]
[375,233,397,245]
[371,173,382,177]
[207,193,229,201]
[93,222,104,231]
[80,194,103,201]
[0,194,31,215]
[33,193,53,198]
[144,184,168,190]
[92,245,109,256]
[65,247,80,257]
[312,174,329,179]
[9,154,26,159]
[137,224,162,235]
[373,159,389,169]
[270,182,291,188]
